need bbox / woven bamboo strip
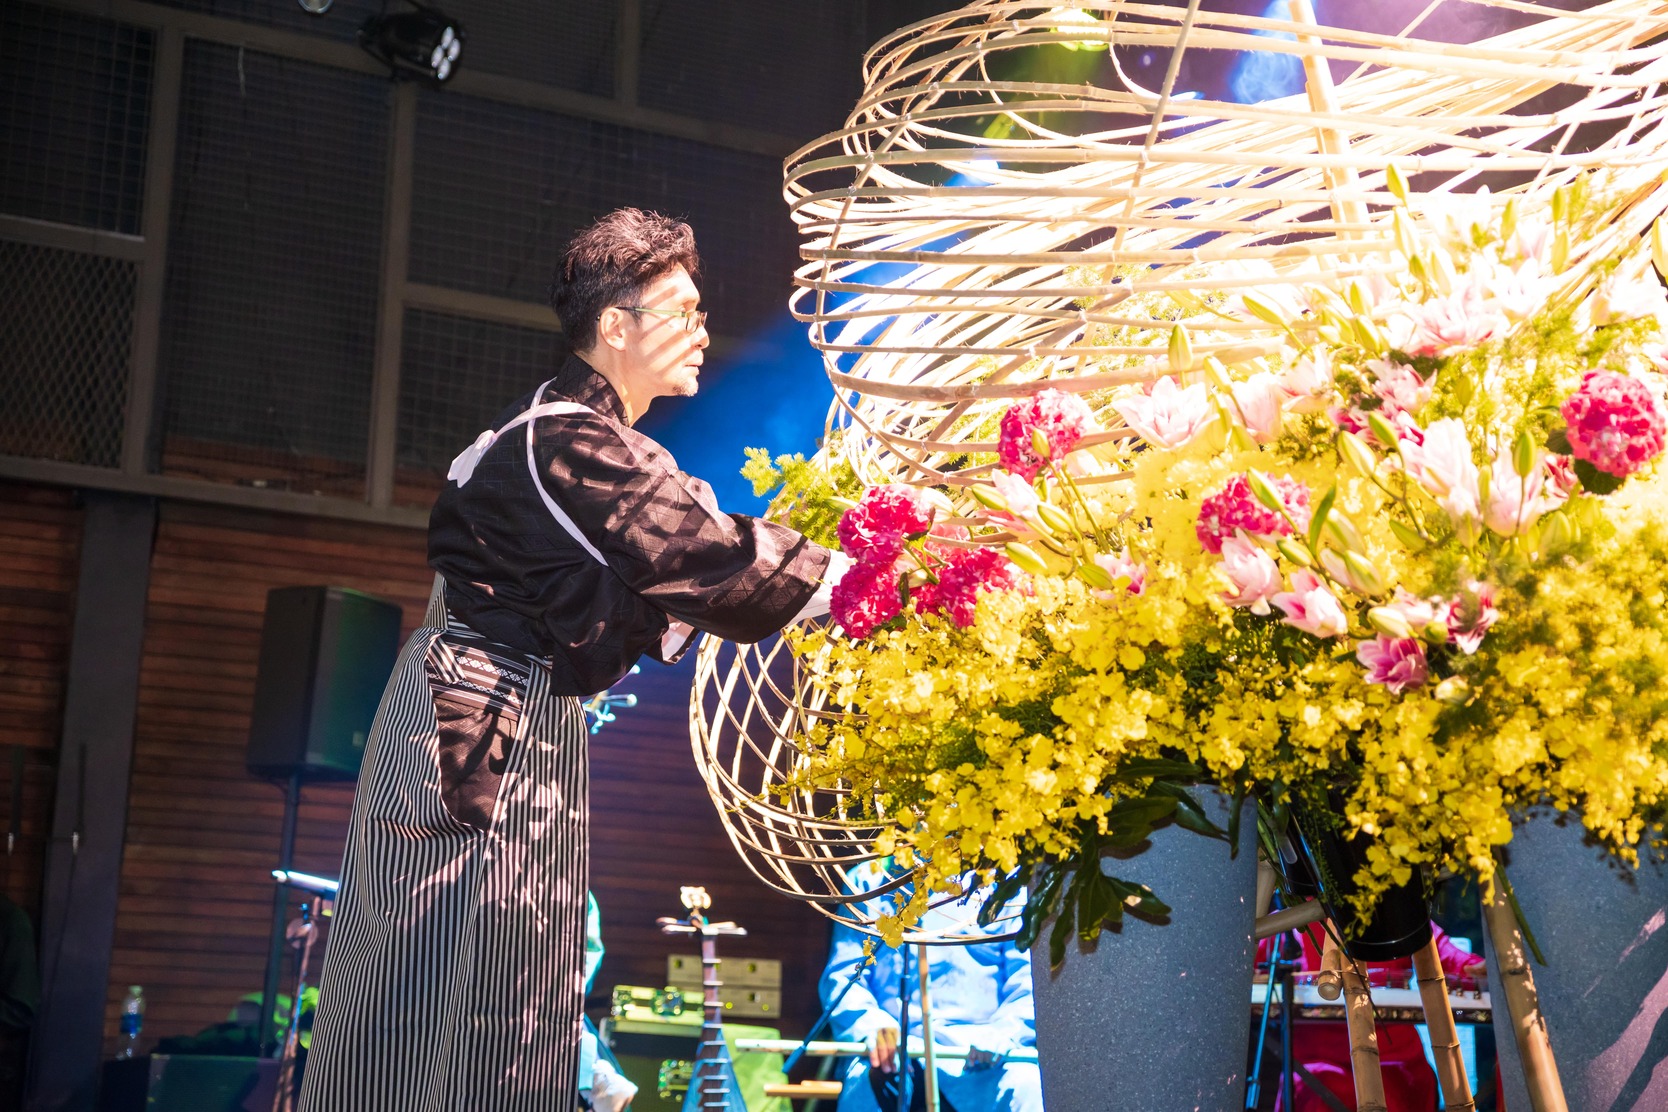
[689,0,1668,937]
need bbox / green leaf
[1307,484,1337,553]
[1018,863,1069,952]
[1048,892,1077,968]
[1108,876,1172,919]
[1225,781,1248,858]
[1112,757,1206,781]
[1573,457,1625,495]
[1152,782,1230,841]
[978,868,1027,929]
[1546,427,1572,456]
[1075,870,1121,943]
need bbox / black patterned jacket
[428,354,831,695]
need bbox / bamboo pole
[1412,937,1475,1112]
[1321,930,1388,1112]
[1483,885,1570,1112]
[916,944,940,1112]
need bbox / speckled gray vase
[1486,809,1668,1112]
[1029,788,1258,1112]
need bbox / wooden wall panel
[0,481,83,923]
[104,499,831,1056]
[105,502,431,1052]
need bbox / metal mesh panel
[395,308,563,507]
[0,2,153,234]
[141,0,385,46]
[440,0,615,94]
[157,41,386,497]
[410,91,799,335]
[638,1,865,138]
[0,242,134,468]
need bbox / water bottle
[118,985,145,1058]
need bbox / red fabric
[1259,920,1484,1112]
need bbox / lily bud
[1245,469,1284,513]
[1422,620,1450,646]
[1653,215,1668,283]
[1386,161,1410,205]
[1512,429,1536,478]
[969,485,1009,513]
[1004,541,1050,576]
[1538,509,1573,554]
[1338,431,1379,479]
[1500,197,1519,244]
[1326,512,1366,554]
[1074,560,1115,590]
[1203,355,1233,391]
[1367,606,1414,640]
[1429,249,1457,296]
[1393,208,1419,257]
[1366,410,1401,450]
[1037,502,1076,535]
[828,495,861,512]
[1168,323,1194,373]
[1241,292,1287,328]
[1343,551,1387,597]
[1434,676,1471,705]
[1030,427,1052,460]
[1551,227,1570,274]
[1387,519,1426,552]
[1277,538,1315,567]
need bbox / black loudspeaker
[246,586,403,782]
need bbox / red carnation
[1195,474,1311,555]
[831,556,904,639]
[837,485,936,560]
[998,389,1095,481]
[916,548,1023,628]
[1560,371,1667,478]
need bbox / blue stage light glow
[1229,1,1309,104]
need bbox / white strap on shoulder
[446,380,608,566]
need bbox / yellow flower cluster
[775,172,1668,942]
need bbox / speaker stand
[259,771,303,1058]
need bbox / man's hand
[867,1026,901,1073]
[964,1043,1010,1071]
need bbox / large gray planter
[1030,789,1258,1112]
[1487,809,1668,1112]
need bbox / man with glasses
[302,208,848,1112]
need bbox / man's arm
[532,411,834,642]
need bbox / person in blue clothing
[818,861,1042,1112]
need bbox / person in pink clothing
[1258,922,1486,1112]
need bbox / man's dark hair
[550,208,700,352]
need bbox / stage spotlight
[297,0,333,14]
[359,2,464,84]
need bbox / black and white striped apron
[299,579,590,1111]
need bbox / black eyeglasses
[614,306,707,333]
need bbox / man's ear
[596,306,631,352]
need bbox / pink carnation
[1445,580,1498,655]
[830,557,903,639]
[916,548,1023,628]
[1195,474,1312,555]
[1092,549,1147,600]
[837,485,935,560]
[1560,371,1667,479]
[998,389,1095,481]
[1272,569,1349,639]
[1355,636,1430,694]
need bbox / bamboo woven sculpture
[690,0,1668,942]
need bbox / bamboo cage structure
[689,0,1668,943]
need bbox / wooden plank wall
[0,482,82,925]
[100,498,831,1054]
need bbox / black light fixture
[359,1,465,84]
